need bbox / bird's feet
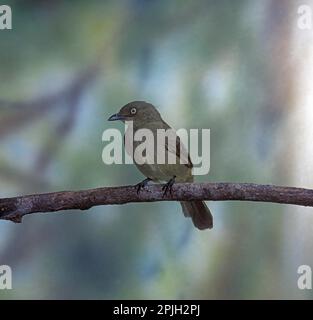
[135,178,152,194]
[162,176,176,197]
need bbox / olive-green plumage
[108,101,213,230]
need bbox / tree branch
[1,183,313,223]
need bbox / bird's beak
[108,113,124,121]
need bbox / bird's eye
[130,107,137,115]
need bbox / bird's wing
[163,127,193,169]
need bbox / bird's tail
[180,201,213,230]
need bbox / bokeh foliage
[0,0,312,299]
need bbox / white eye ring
[130,107,137,115]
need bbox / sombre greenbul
[108,101,213,230]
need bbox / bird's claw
[135,178,151,194]
[136,182,145,194]
[162,176,176,197]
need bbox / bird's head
[108,101,162,124]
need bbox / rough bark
[1,183,313,223]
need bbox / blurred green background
[1,0,313,299]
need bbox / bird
[108,101,213,230]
